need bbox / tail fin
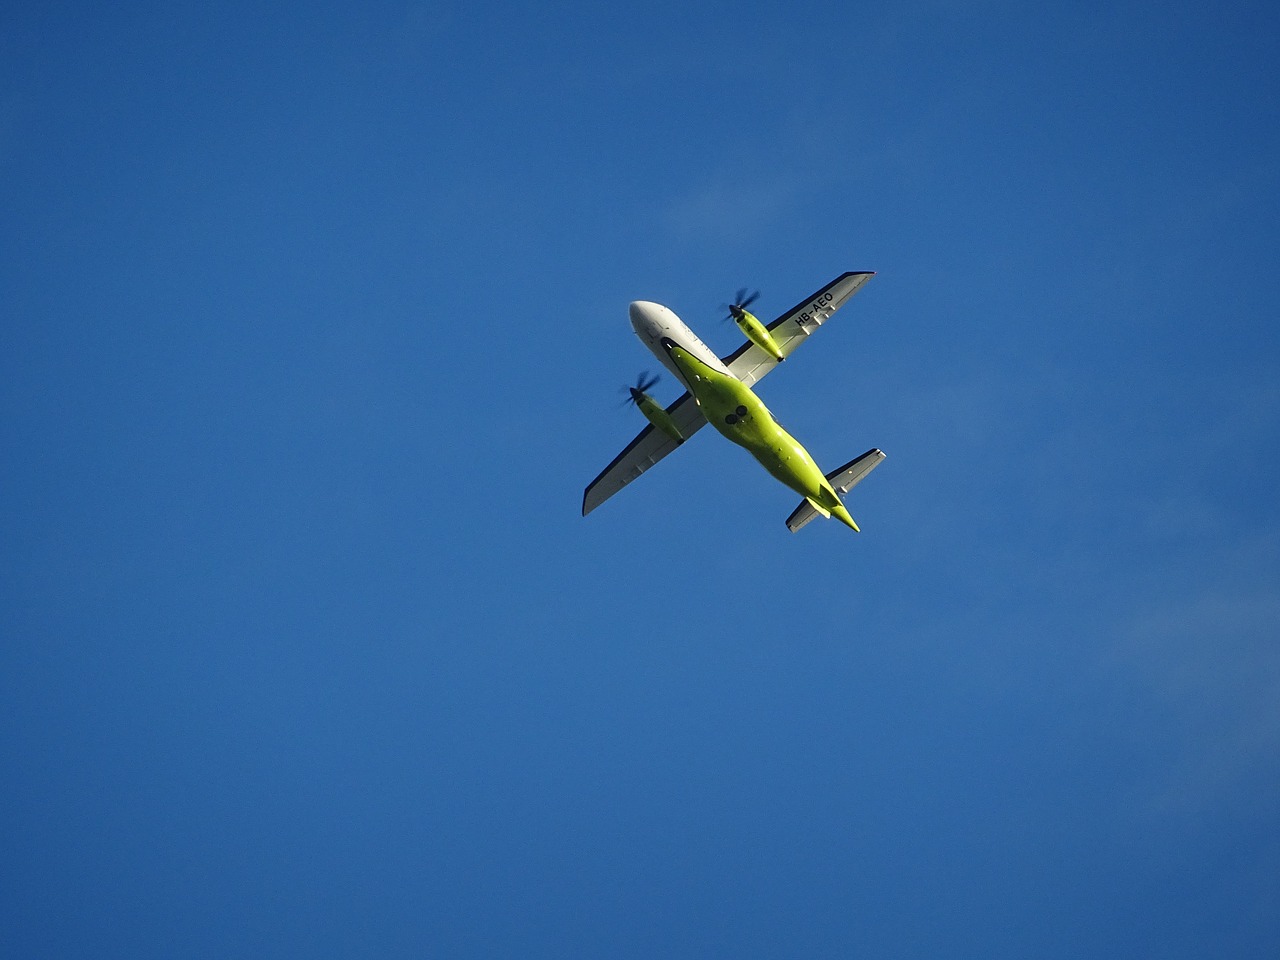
[785,448,886,532]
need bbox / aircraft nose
[629,300,655,323]
[629,300,664,334]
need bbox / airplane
[582,271,886,532]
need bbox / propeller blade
[623,371,660,402]
[725,288,761,320]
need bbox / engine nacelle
[732,307,784,362]
[630,387,685,443]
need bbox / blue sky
[3,1,1278,956]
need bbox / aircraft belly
[691,379,827,501]
[662,337,831,503]
[748,429,828,501]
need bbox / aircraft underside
[582,273,884,531]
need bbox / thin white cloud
[663,177,803,246]
[1113,541,1280,815]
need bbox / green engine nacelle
[631,389,685,443]
[732,307,785,362]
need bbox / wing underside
[581,392,707,515]
[723,271,875,386]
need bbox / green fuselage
[661,339,857,529]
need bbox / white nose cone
[628,300,665,335]
[627,298,732,381]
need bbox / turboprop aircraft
[582,271,885,532]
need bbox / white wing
[724,271,875,386]
[581,393,707,515]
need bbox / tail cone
[832,503,860,532]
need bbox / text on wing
[795,291,836,328]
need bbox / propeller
[723,288,761,322]
[622,370,660,405]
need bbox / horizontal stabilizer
[785,448,886,532]
[825,448,886,496]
